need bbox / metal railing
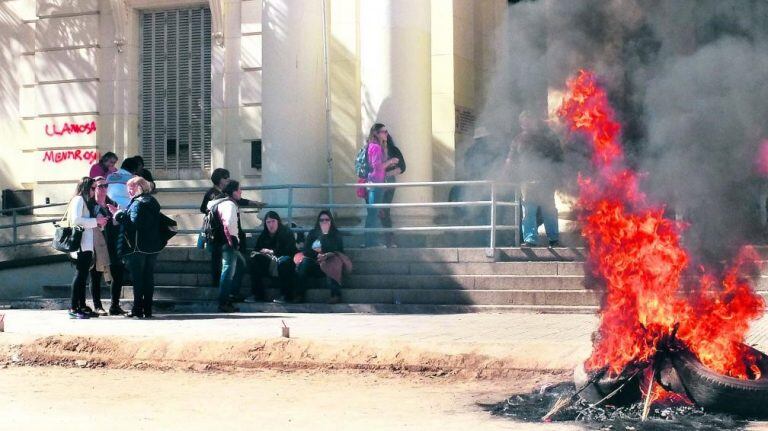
[0,202,68,247]
[0,180,520,253]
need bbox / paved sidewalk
[1,310,767,373]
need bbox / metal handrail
[0,181,521,252]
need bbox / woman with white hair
[108,176,163,318]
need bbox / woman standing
[382,133,406,248]
[297,211,350,304]
[364,124,400,248]
[109,176,162,318]
[90,176,126,316]
[67,177,107,319]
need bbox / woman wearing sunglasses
[296,211,350,304]
[88,176,126,316]
[363,123,401,248]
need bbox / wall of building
[0,0,505,217]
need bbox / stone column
[359,0,432,207]
[262,0,327,209]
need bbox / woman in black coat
[108,176,163,318]
[249,211,298,303]
[297,211,345,304]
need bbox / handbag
[51,200,84,253]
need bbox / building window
[140,8,212,179]
[251,140,262,170]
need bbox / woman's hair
[263,210,282,224]
[99,152,118,166]
[126,176,152,196]
[74,176,95,201]
[223,180,240,197]
[313,210,339,234]
[367,123,386,144]
[120,157,140,174]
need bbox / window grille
[140,8,212,179]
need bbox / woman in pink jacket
[364,123,399,247]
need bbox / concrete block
[346,248,459,263]
[36,81,98,115]
[240,34,262,68]
[472,276,585,291]
[240,0,262,34]
[241,69,262,105]
[37,0,99,17]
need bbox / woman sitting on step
[296,211,351,304]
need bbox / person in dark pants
[200,168,266,287]
[207,180,248,312]
[297,211,346,304]
[66,177,107,319]
[89,176,126,316]
[381,134,406,248]
[110,176,163,319]
[249,211,298,303]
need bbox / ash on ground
[486,382,748,430]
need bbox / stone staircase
[37,246,768,314]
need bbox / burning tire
[670,345,768,418]
[573,363,642,406]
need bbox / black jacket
[255,225,297,258]
[200,187,252,214]
[115,194,163,256]
[302,229,344,259]
[386,143,406,176]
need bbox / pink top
[89,163,109,179]
[366,141,386,183]
[756,139,768,178]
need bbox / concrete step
[5,297,600,314]
[156,246,590,265]
[152,260,586,276]
[41,285,602,306]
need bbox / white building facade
[0,0,507,212]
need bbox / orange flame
[558,70,765,379]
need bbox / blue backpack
[354,144,370,179]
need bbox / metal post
[486,182,497,258]
[514,186,520,247]
[11,209,17,246]
[287,187,294,226]
[321,0,334,207]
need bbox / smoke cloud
[477,0,768,262]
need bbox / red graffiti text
[45,121,97,137]
[42,150,100,164]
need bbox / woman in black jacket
[382,134,406,247]
[249,211,298,303]
[297,211,345,304]
[108,176,162,318]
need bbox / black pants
[124,253,158,317]
[296,258,341,297]
[89,263,124,310]
[71,251,92,310]
[210,245,222,287]
[250,254,296,300]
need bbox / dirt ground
[0,366,578,431]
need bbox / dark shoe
[217,304,240,313]
[141,314,153,319]
[327,295,341,305]
[109,306,127,316]
[94,307,108,317]
[229,294,246,303]
[69,309,90,319]
[272,296,286,304]
[125,312,142,318]
[521,242,535,248]
[548,240,561,248]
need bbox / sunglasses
[378,130,388,134]
[319,218,331,222]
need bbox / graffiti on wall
[42,150,100,164]
[45,121,97,137]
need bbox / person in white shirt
[66,177,107,319]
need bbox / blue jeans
[522,188,559,244]
[365,188,384,246]
[123,253,158,316]
[219,245,246,305]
